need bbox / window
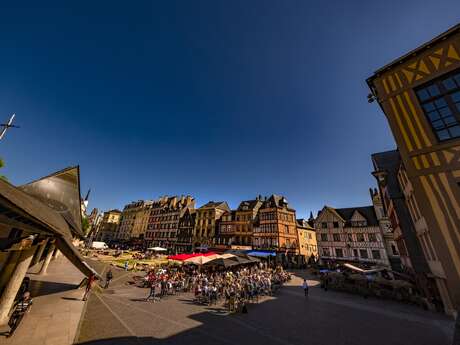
[359,249,368,259]
[351,221,367,227]
[322,248,330,256]
[416,70,460,141]
[335,248,343,257]
[372,250,381,260]
[391,244,398,256]
[347,234,353,242]
[333,234,341,242]
[333,221,339,228]
[321,222,328,229]
[320,233,328,241]
[368,233,377,242]
[353,249,358,257]
[356,233,365,242]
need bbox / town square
[1,1,460,345]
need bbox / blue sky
[0,1,459,217]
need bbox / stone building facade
[131,200,153,241]
[146,196,195,251]
[296,219,318,262]
[95,209,122,243]
[193,201,230,250]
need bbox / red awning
[168,252,216,261]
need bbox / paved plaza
[76,262,454,345]
[0,256,86,345]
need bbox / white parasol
[147,247,168,252]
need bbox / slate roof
[333,206,379,227]
[371,150,403,199]
[262,194,292,210]
[237,199,263,211]
[199,201,229,211]
[296,219,315,231]
[106,209,122,214]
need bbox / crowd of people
[140,263,291,312]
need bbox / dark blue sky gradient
[1,1,459,217]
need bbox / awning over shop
[167,252,217,261]
[204,257,239,268]
[244,250,276,257]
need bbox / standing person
[302,279,309,297]
[146,281,156,302]
[83,273,96,301]
[104,269,113,289]
[124,260,129,271]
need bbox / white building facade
[315,196,394,267]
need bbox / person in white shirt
[302,279,309,297]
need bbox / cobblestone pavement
[76,263,454,345]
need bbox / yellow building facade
[296,219,318,261]
[367,23,460,315]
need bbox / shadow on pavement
[61,297,82,301]
[29,280,79,297]
[76,280,454,345]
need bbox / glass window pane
[428,84,440,97]
[437,129,450,140]
[428,111,440,121]
[432,120,445,130]
[444,116,457,125]
[451,91,460,103]
[442,78,456,90]
[439,107,452,117]
[454,73,460,85]
[435,98,447,108]
[449,126,460,138]
[423,102,435,112]
[417,89,430,101]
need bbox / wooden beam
[0,213,53,235]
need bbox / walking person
[83,273,96,301]
[104,269,113,289]
[124,260,129,271]
[302,278,309,297]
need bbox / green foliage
[0,157,7,181]
[82,216,90,236]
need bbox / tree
[82,216,90,236]
[0,158,7,181]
